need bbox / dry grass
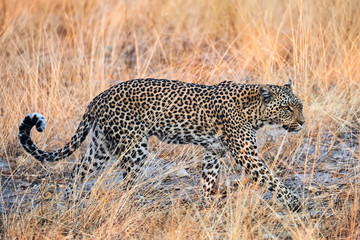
[0,0,359,239]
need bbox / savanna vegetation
[0,0,359,239]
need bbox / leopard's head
[259,80,305,132]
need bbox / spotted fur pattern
[18,78,305,210]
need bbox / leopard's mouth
[282,124,302,132]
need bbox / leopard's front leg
[200,149,221,201]
[226,127,301,211]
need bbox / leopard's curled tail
[18,108,94,162]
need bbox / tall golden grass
[1,0,359,239]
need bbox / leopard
[18,78,305,211]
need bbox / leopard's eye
[286,106,293,112]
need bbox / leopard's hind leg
[118,137,148,189]
[64,124,110,202]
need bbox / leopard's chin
[282,124,302,132]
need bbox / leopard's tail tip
[24,113,47,132]
[19,113,47,146]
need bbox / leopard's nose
[298,114,305,125]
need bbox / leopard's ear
[284,79,293,91]
[259,85,272,104]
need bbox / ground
[1,127,359,238]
